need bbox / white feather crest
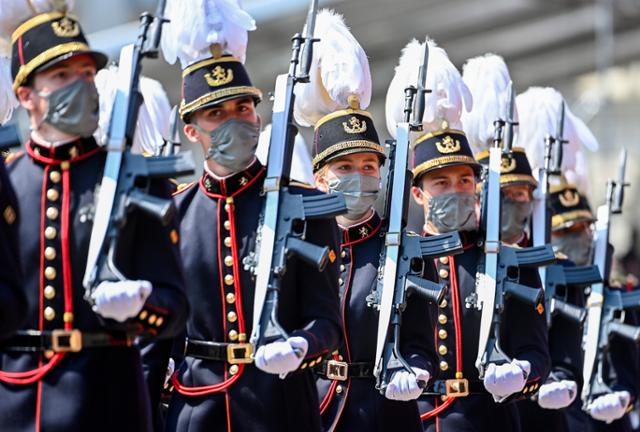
[0,0,75,41]
[293,9,372,128]
[161,0,256,68]
[516,87,598,193]
[461,54,515,155]
[0,55,18,124]
[94,66,171,155]
[385,38,472,138]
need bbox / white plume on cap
[0,0,75,40]
[385,38,472,138]
[257,124,314,184]
[161,0,256,68]
[0,41,18,124]
[94,65,171,155]
[461,54,515,155]
[516,87,598,193]
[293,9,371,128]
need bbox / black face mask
[39,79,100,137]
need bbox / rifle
[370,40,464,394]
[156,106,182,156]
[244,0,347,359]
[468,82,556,378]
[531,100,565,267]
[83,0,195,296]
[581,148,639,408]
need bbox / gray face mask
[40,79,100,138]
[204,118,260,173]
[426,192,478,233]
[328,174,380,221]
[552,229,593,266]
[501,198,533,242]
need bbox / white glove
[483,359,531,402]
[254,336,308,375]
[91,280,152,322]
[537,380,578,409]
[385,367,430,401]
[587,391,630,423]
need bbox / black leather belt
[314,360,374,381]
[184,339,253,365]
[423,378,487,398]
[1,330,134,353]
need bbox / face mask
[328,174,380,221]
[426,192,478,233]
[203,118,260,173]
[39,79,100,138]
[552,229,593,266]
[501,198,533,242]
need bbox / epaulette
[3,151,25,165]
[172,181,196,197]
[554,251,568,260]
[289,180,317,190]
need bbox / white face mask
[327,174,380,221]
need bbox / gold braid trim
[179,86,263,118]
[475,146,528,161]
[312,141,385,169]
[182,56,240,77]
[13,41,90,90]
[551,210,594,228]
[415,128,466,146]
[500,174,538,187]
[412,155,479,178]
[314,109,373,130]
[11,12,80,42]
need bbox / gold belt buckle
[227,343,253,364]
[51,329,82,352]
[445,378,469,398]
[326,360,348,381]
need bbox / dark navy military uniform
[316,212,433,432]
[165,159,342,432]
[0,160,27,339]
[418,231,551,432]
[0,138,189,432]
[517,259,586,432]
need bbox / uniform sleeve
[113,180,190,339]
[401,259,438,374]
[290,217,342,368]
[0,162,27,339]
[500,266,551,402]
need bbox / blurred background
[7,0,640,278]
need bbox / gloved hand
[91,280,152,322]
[537,380,578,409]
[587,391,630,423]
[254,336,308,375]
[385,367,430,401]
[483,359,531,402]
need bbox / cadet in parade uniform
[0,6,189,431]
[384,39,551,432]
[550,183,639,432]
[0,158,27,339]
[161,3,342,430]
[296,11,434,431]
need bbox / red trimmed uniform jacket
[0,138,189,432]
[418,231,551,432]
[165,160,342,432]
[316,211,435,432]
